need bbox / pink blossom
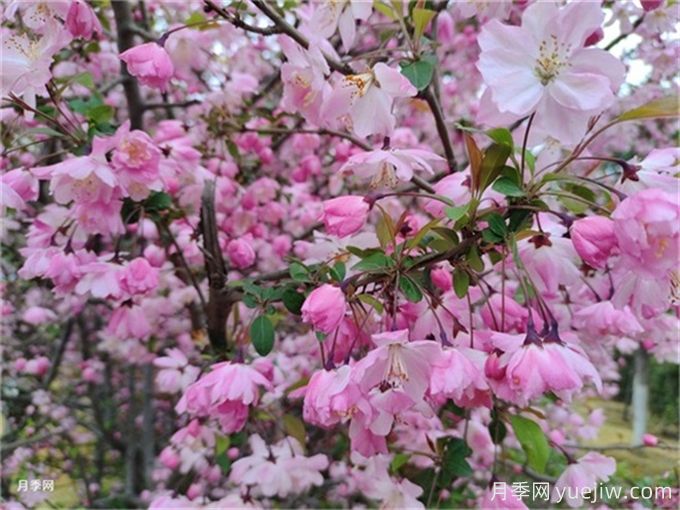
[226,238,256,269]
[321,195,370,238]
[279,35,330,126]
[429,347,490,407]
[480,294,530,333]
[612,188,679,277]
[570,216,618,269]
[119,258,159,296]
[1,22,68,117]
[309,1,372,52]
[501,340,581,406]
[553,452,616,507]
[1,169,39,211]
[573,301,643,337]
[111,122,162,200]
[354,330,440,411]
[21,356,50,377]
[339,148,444,188]
[74,262,122,299]
[119,42,174,91]
[107,305,151,340]
[303,365,364,428]
[176,362,271,433]
[230,434,328,498]
[301,284,346,333]
[641,0,664,11]
[22,306,57,325]
[642,433,659,446]
[323,64,417,138]
[477,1,625,143]
[65,0,102,39]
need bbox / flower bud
[321,196,370,238]
[301,284,346,333]
[227,238,256,269]
[570,216,617,269]
[119,42,174,91]
[641,0,664,12]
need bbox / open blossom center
[383,345,409,388]
[370,162,398,189]
[344,72,375,98]
[120,139,151,167]
[534,35,572,85]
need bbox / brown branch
[112,0,145,130]
[200,180,235,357]
[249,0,353,75]
[422,86,457,173]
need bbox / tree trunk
[631,348,649,445]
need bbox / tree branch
[422,86,457,172]
[112,0,145,130]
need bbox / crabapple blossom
[301,284,346,333]
[570,216,618,269]
[119,42,174,91]
[321,195,370,237]
[477,1,625,143]
[323,63,417,138]
[553,452,616,507]
[2,1,677,507]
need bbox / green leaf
[486,127,513,148]
[215,435,230,455]
[289,262,310,282]
[282,289,305,315]
[374,0,398,20]
[390,453,411,474]
[616,96,679,122]
[331,261,346,281]
[453,268,469,299]
[144,191,172,211]
[412,7,436,40]
[86,104,114,124]
[282,414,306,448]
[399,275,423,303]
[493,176,525,197]
[486,213,507,238]
[445,204,469,222]
[400,57,435,91]
[250,315,275,356]
[353,252,395,272]
[71,72,96,90]
[440,438,473,485]
[488,419,507,444]
[510,415,551,473]
[479,143,512,192]
[467,245,484,272]
[357,293,384,314]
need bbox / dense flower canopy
[1,1,679,509]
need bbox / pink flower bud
[119,42,174,91]
[301,284,346,333]
[570,216,617,269]
[641,0,664,12]
[159,447,180,469]
[66,0,102,39]
[321,196,370,238]
[585,28,604,47]
[642,433,658,446]
[437,11,455,44]
[227,238,256,269]
[430,266,452,292]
